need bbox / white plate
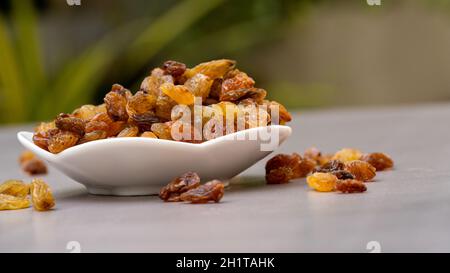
[17,125,291,196]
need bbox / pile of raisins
[33,59,292,154]
[266,147,394,194]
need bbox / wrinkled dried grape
[30,179,55,211]
[117,125,139,137]
[78,130,108,144]
[48,130,79,154]
[19,150,35,165]
[150,122,173,140]
[184,73,213,101]
[141,131,157,138]
[130,112,160,132]
[306,172,337,192]
[0,194,30,211]
[155,93,177,121]
[220,88,266,103]
[160,83,195,105]
[208,78,223,100]
[179,180,224,204]
[361,152,394,171]
[104,84,131,121]
[22,158,48,175]
[314,159,345,173]
[333,148,363,163]
[159,172,201,202]
[332,170,355,180]
[221,70,255,93]
[55,113,86,136]
[126,91,157,116]
[336,179,367,193]
[344,160,376,182]
[162,60,187,78]
[0,180,29,197]
[34,121,56,134]
[141,68,174,96]
[72,104,106,121]
[185,59,236,79]
[265,153,302,184]
[263,100,292,124]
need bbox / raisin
[221,70,255,93]
[104,84,131,121]
[151,122,173,140]
[159,171,201,202]
[30,179,55,211]
[141,68,174,97]
[361,153,394,171]
[160,83,195,105]
[130,112,160,132]
[162,60,187,78]
[48,130,79,154]
[19,150,35,165]
[141,131,157,138]
[220,88,266,103]
[332,170,355,180]
[333,148,363,163]
[263,100,292,124]
[117,125,139,137]
[0,194,31,211]
[314,160,345,173]
[184,73,213,101]
[208,78,223,100]
[265,153,303,184]
[344,160,376,182]
[22,158,48,175]
[126,91,157,116]
[155,93,177,121]
[72,104,106,121]
[54,113,86,136]
[179,180,224,204]
[34,121,56,134]
[0,180,29,198]
[336,179,367,193]
[185,59,236,79]
[78,130,108,144]
[33,132,50,150]
[306,172,337,192]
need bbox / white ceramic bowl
[17,125,291,196]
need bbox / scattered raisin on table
[314,159,345,173]
[179,180,224,204]
[0,180,29,198]
[159,171,201,202]
[332,148,363,163]
[265,153,301,184]
[361,152,394,171]
[22,158,48,175]
[306,172,337,192]
[344,160,376,182]
[0,194,31,211]
[30,179,55,211]
[336,179,367,193]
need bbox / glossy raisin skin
[265,153,312,184]
[336,179,367,193]
[306,172,337,192]
[104,84,130,121]
[55,113,85,136]
[344,160,376,182]
[361,153,394,171]
[159,172,201,202]
[314,160,345,173]
[47,130,79,154]
[30,179,55,211]
[162,60,187,78]
[179,180,224,204]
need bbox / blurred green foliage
[0,0,308,124]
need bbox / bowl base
[86,185,160,196]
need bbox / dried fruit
[160,83,195,105]
[78,130,108,144]
[151,122,173,140]
[126,91,157,116]
[263,100,292,124]
[141,131,157,138]
[333,148,363,163]
[179,180,224,204]
[221,70,255,94]
[19,150,36,165]
[185,59,236,79]
[314,160,345,173]
[117,125,139,137]
[220,88,266,103]
[130,112,160,132]
[0,194,31,211]
[184,73,213,101]
[104,84,131,121]
[30,179,55,211]
[159,172,201,202]
[306,172,337,192]
[331,170,355,180]
[162,60,187,78]
[336,179,367,193]
[0,180,29,197]
[55,113,86,136]
[265,153,303,184]
[22,158,48,175]
[48,130,79,154]
[72,104,106,121]
[344,160,376,182]
[361,153,394,171]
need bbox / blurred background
[0,0,449,124]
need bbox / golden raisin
[179,180,224,204]
[184,59,236,79]
[184,73,213,101]
[22,158,48,175]
[336,179,367,193]
[220,88,266,103]
[72,104,106,121]
[314,159,345,173]
[306,172,337,192]
[160,83,195,105]
[117,125,139,137]
[333,148,363,163]
[265,153,302,184]
[221,70,255,93]
[55,113,86,136]
[77,130,108,144]
[19,150,36,165]
[141,131,157,138]
[159,172,201,202]
[30,179,55,211]
[48,130,79,154]
[0,194,31,211]
[361,153,394,171]
[0,180,29,197]
[151,122,173,140]
[104,84,131,121]
[344,160,376,182]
